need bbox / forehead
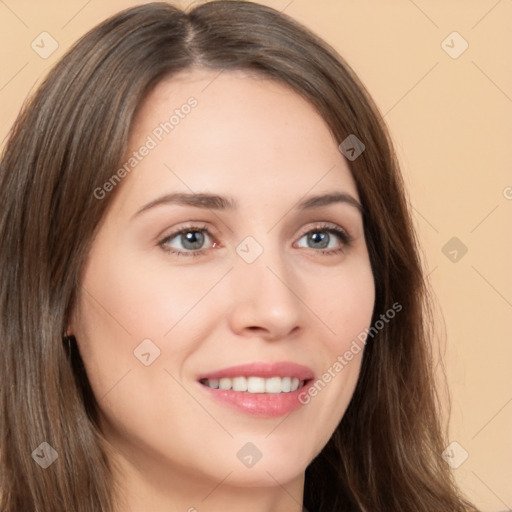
[120,68,359,209]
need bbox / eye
[159,225,217,256]
[295,225,352,254]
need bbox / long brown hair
[0,2,478,511]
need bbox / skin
[70,68,375,512]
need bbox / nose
[227,247,304,341]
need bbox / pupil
[182,231,204,250]
[309,231,329,249]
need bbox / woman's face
[71,69,375,494]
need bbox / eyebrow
[297,192,363,214]
[132,191,363,218]
[133,192,236,218]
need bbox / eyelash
[158,223,353,257]
[303,224,353,255]
[159,223,211,258]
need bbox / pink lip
[197,361,315,381]
[196,361,315,418]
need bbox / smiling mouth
[199,376,311,393]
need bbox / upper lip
[197,361,315,381]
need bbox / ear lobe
[66,310,78,337]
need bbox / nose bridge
[228,234,303,337]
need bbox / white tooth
[207,375,301,393]
[265,377,282,393]
[219,378,232,390]
[208,378,219,389]
[247,376,265,393]
[232,376,248,392]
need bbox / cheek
[77,245,230,344]
[320,259,374,394]
[72,249,235,409]
[294,257,374,455]
[311,256,375,348]
[72,256,230,464]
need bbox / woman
[0,2,478,511]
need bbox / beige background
[1,1,510,510]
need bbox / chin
[223,461,306,488]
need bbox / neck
[109,443,305,512]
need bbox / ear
[64,323,75,337]
[66,307,78,337]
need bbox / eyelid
[295,222,352,243]
[158,223,220,257]
[292,222,354,256]
[158,221,353,258]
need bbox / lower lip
[198,381,312,418]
